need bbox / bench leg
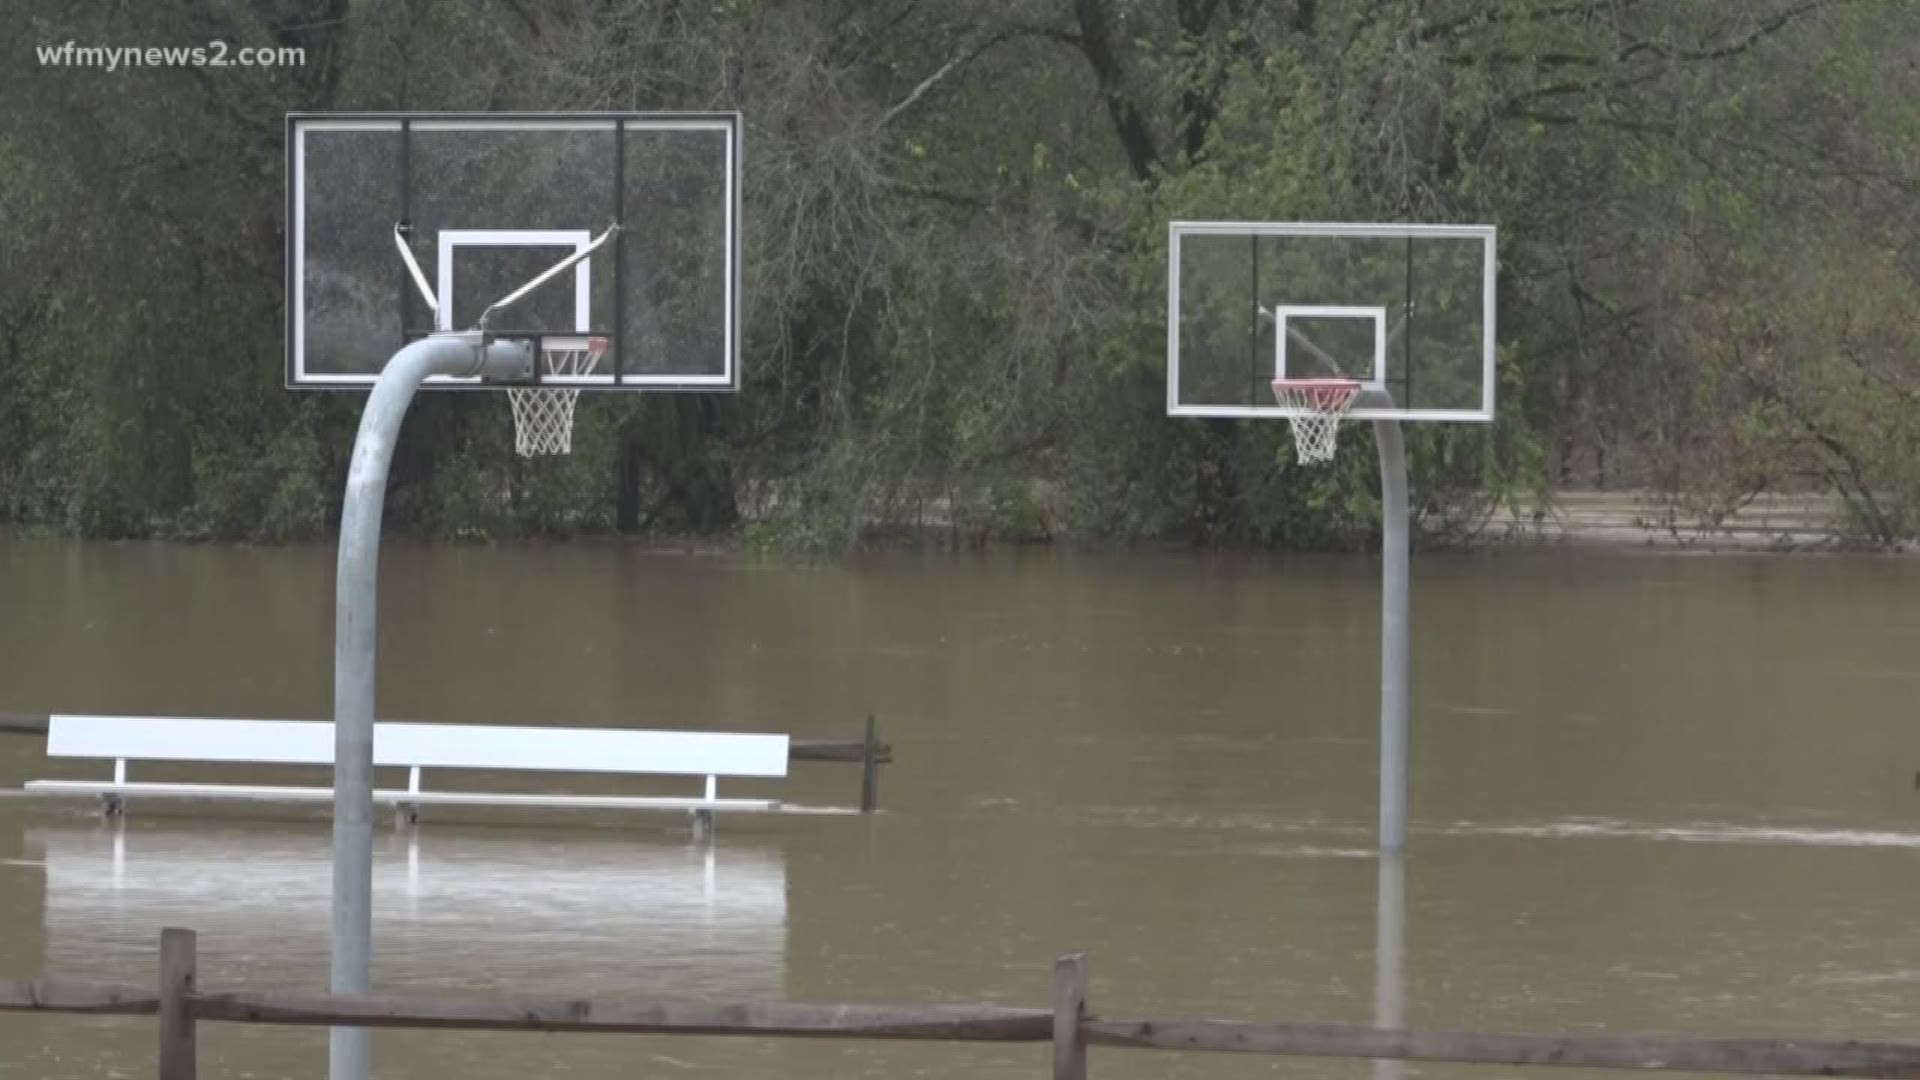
[691,808,714,840]
[99,793,125,818]
[394,802,419,827]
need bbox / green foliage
[2,0,1916,549]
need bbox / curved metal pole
[331,333,530,1080]
[1372,419,1410,854]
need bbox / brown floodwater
[2,534,1919,1079]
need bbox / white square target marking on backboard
[1274,305,1386,390]
[436,230,592,334]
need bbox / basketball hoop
[1271,378,1360,464]
[509,336,607,456]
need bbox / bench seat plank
[45,715,789,778]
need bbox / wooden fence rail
[6,930,1920,1079]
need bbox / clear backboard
[1168,223,1496,421]
[287,113,741,390]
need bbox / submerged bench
[22,715,816,822]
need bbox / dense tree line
[2,0,1916,548]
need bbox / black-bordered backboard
[287,113,740,390]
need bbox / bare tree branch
[878,26,1064,127]
[1631,0,1837,64]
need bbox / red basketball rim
[1271,378,1360,410]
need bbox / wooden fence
[7,929,1920,1079]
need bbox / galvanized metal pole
[1372,853,1406,1080]
[1372,419,1410,853]
[330,332,530,1080]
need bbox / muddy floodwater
[2,535,1919,1079]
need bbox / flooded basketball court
[2,535,1918,1078]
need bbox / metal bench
[23,715,798,823]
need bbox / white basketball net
[508,337,607,457]
[1271,379,1360,464]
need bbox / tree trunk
[615,428,644,534]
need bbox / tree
[2,0,1915,548]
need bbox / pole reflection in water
[30,821,788,1000]
[1373,853,1405,1080]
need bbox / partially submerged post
[287,112,746,1080]
[860,713,881,814]
[1373,420,1410,852]
[1053,954,1089,1080]
[330,331,535,1080]
[157,927,197,1080]
[1372,853,1407,1080]
[1166,222,1497,853]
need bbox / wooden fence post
[158,928,196,1080]
[859,713,880,813]
[1053,954,1087,1080]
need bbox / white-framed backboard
[1168,222,1497,422]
